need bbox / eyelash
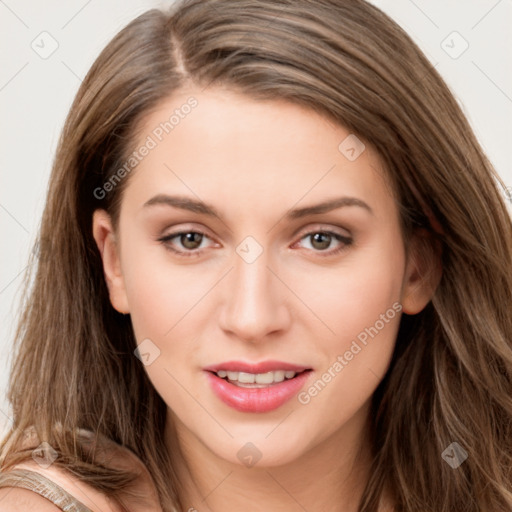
[157,228,353,259]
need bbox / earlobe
[92,209,130,314]
[401,229,442,315]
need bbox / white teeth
[215,369,298,384]
[255,371,274,384]
[272,370,285,383]
[238,372,255,384]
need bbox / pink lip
[204,361,313,413]
[203,360,311,373]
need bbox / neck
[165,401,379,512]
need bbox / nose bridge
[219,243,288,340]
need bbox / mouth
[211,369,309,388]
[203,361,313,413]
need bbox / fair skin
[93,86,439,512]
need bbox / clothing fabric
[0,468,93,511]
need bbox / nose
[218,248,291,343]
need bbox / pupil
[311,233,331,250]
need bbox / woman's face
[93,86,434,468]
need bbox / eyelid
[292,222,352,239]
[159,223,215,240]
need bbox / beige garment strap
[0,468,93,512]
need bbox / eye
[295,230,353,256]
[157,227,353,258]
[157,230,215,257]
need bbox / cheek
[297,230,405,344]
[119,237,211,342]
[119,242,208,413]
[295,234,404,414]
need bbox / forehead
[121,87,395,219]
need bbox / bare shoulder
[0,487,61,510]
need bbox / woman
[0,0,511,511]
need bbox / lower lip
[205,371,312,413]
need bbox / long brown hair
[1,1,511,510]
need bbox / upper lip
[203,360,312,374]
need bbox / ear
[401,229,442,315]
[92,209,130,314]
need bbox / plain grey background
[1,0,511,437]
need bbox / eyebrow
[143,194,373,219]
